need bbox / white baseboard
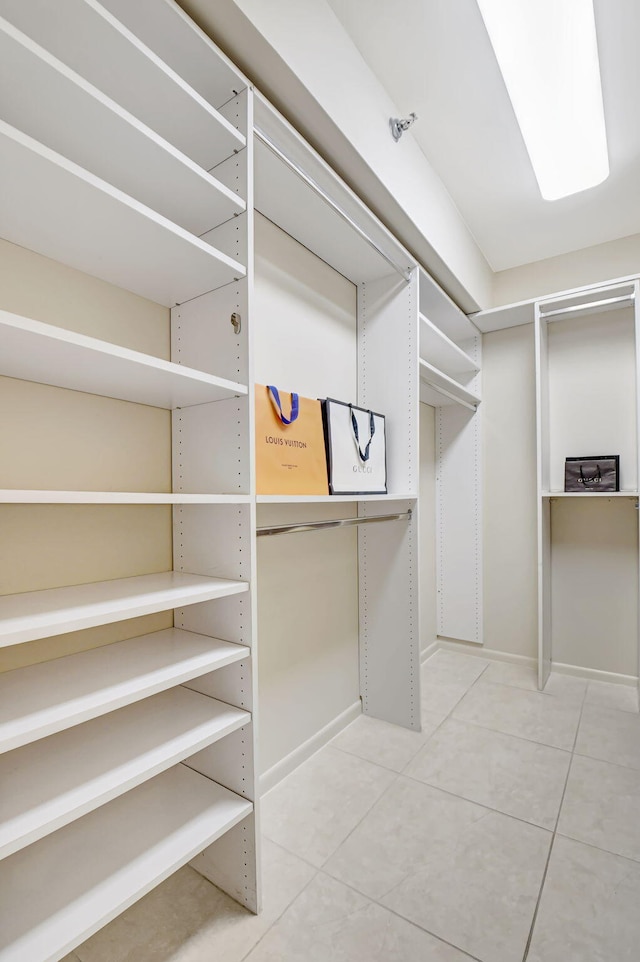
[551,661,638,687]
[434,639,537,670]
[420,641,438,664]
[425,638,638,686]
[260,700,362,797]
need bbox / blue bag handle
[267,385,299,424]
[349,404,375,462]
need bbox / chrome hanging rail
[256,509,412,538]
[539,292,635,320]
[254,125,413,283]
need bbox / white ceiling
[326,0,640,273]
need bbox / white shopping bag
[322,398,387,495]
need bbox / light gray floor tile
[421,678,473,717]
[420,651,489,717]
[422,649,489,687]
[245,873,473,962]
[585,680,639,713]
[325,776,550,962]
[478,660,538,691]
[75,839,315,962]
[575,705,640,771]
[405,718,571,829]
[452,681,582,750]
[558,754,640,861]
[541,673,588,702]
[261,746,395,867]
[527,836,640,962]
[331,710,444,772]
[61,955,82,962]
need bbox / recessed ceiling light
[476,0,609,201]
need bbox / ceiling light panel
[476,0,609,200]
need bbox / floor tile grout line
[572,746,640,773]
[441,712,576,753]
[553,829,640,865]
[238,869,320,962]
[314,769,403,873]
[399,769,562,834]
[521,682,587,961]
[316,867,484,962]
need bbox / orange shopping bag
[255,384,329,495]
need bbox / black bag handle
[579,464,601,484]
[349,405,375,462]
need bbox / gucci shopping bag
[255,384,329,495]
[322,397,387,495]
[564,455,620,492]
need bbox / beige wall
[492,231,640,307]
[0,241,172,674]
[419,403,437,654]
[253,214,360,775]
[482,324,538,659]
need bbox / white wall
[419,404,437,654]
[178,0,493,313]
[253,214,360,774]
[482,324,538,660]
[0,240,172,674]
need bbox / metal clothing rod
[254,125,413,283]
[539,293,634,320]
[256,509,412,538]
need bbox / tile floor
[67,649,640,962]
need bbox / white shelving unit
[0,0,448,953]
[0,2,259,958]
[474,277,640,691]
[251,93,421,732]
[534,280,640,691]
[417,268,483,646]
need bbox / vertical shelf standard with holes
[417,267,483,647]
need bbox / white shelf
[0,312,247,409]
[0,120,245,306]
[0,686,249,859]
[418,266,479,341]
[99,0,245,110]
[0,491,251,504]
[419,313,479,376]
[542,491,639,499]
[0,629,249,754]
[0,0,246,171]
[471,300,534,333]
[256,494,416,504]
[0,572,248,649]
[0,18,245,238]
[419,359,481,409]
[0,764,252,962]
